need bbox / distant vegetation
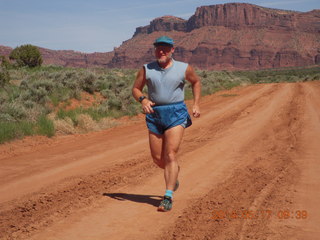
[0,62,319,144]
[197,66,320,96]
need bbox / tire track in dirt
[237,83,304,240]
[158,83,304,240]
[181,84,281,153]
[264,81,320,240]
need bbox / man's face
[154,45,174,63]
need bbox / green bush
[9,44,43,68]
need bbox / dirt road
[1,81,319,240]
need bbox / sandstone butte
[1,3,319,70]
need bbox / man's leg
[148,131,165,169]
[163,125,185,191]
[158,125,184,212]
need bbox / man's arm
[185,65,201,118]
[132,67,155,114]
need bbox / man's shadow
[103,193,162,207]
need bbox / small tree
[9,44,43,68]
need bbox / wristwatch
[138,96,147,103]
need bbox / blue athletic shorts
[146,101,192,135]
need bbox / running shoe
[158,196,173,212]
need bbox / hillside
[1,3,320,70]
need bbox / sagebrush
[0,65,319,143]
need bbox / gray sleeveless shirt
[144,59,188,105]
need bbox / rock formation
[1,3,319,70]
[110,3,320,70]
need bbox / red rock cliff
[108,3,320,70]
[1,3,319,70]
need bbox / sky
[0,0,319,53]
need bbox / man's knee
[152,155,165,169]
[164,151,177,163]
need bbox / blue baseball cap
[153,36,174,47]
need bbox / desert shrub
[312,74,320,80]
[53,117,76,135]
[9,44,43,68]
[22,100,35,109]
[107,97,122,111]
[19,79,29,90]
[26,105,49,122]
[49,87,72,105]
[16,80,52,107]
[58,71,79,89]
[222,81,240,90]
[94,75,112,91]
[0,102,28,121]
[30,87,49,104]
[0,113,15,122]
[57,108,80,125]
[72,88,82,100]
[48,91,62,107]
[82,108,107,121]
[197,70,242,96]
[82,72,96,93]
[117,88,140,114]
[125,101,141,116]
[56,106,114,125]
[77,114,97,131]
[6,86,21,101]
[100,89,110,98]
[31,79,55,93]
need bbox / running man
[132,36,201,212]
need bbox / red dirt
[49,92,105,112]
[0,81,319,240]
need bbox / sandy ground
[0,81,319,240]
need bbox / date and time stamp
[212,209,308,220]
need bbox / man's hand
[192,104,200,118]
[141,99,155,114]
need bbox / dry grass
[77,114,98,132]
[53,118,76,135]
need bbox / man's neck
[158,58,173,69]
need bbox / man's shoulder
[173,59,188,69]
[174,59,188,65]
[143,61,158,69]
